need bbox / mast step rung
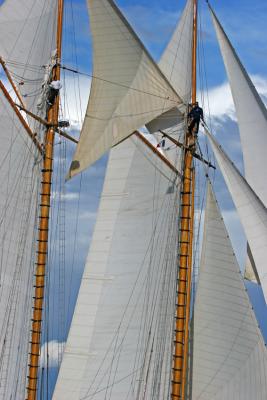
[174,329,185,333]
[174,340,184,345]
[37,240,48,243]
[33,296,43,300]
[32,307,43,311]
[171,392,181,398]
[175,316,186,320]
[31,318,42,323]
[41,168,53,173]
[177,290,187,295]
[30,341,41,345]
[39,193,50,198]
[41,181,52,185]
[28,352,39,357]
[180,216,190,219]
[173,354,183,359]
[28,364,39,368]
[181,203,191,207]
[31,329,41,334]
[176,304,186,308]
[36,250,47,255]
[34,273,45,277]
[172,367,183,372]
[178,278,187,283]
[179,241,189,244]
[26,387,37,392]
[39,203,51,208]
[38,215,49,219]
[179,228,190,232]
[179,266,188,270]
[181,191,191,195]
[34,284,45,288]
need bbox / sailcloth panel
[0,91,40,398]
[159,0,193,103]
[206,128,267,304]
[68,0,183,179]
[209,6,267,206]
[0,0,57,113]
[54,135,181,399]
[192,183,267,400]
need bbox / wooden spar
[0,56,26,108]
[181,169,195,399]
[26,0,64,399]
[171,0,198,399]
[134,131,181,176]
[0,80,42,153]
[15,103,78,144]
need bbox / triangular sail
[0,0,57,114]
[206,127,267,304]
[192,183,267,399]
[209,5,267,206]
[68,0,184,179]
[159,0,193,103]
[146,0,193,134]
[54,136,182,399]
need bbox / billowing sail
[206,127,267,304]
[0,90,40,399]
[192,183,267,400]
[0,0,57,114]
[159,0,193,103]
[68,0,184,179]
[209,6,267,205]
[54,135,182,399]
[146,0,193,134]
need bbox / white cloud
[80,211,97,220]
[203,75,267,126]
[40,340,65,368]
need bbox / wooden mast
[171,0,197,399]
[26,1,64,399]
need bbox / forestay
[54,135,181,399]
[192,183,267,400]
[0,0,57,114]
[206,127,267,304]
[68,0,184,179]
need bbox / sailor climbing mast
[26,1,64,399]
[172,0,198,398]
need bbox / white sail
[0,91,40,399]
[0,0,57,114]
[192,183,267,400]
[146,0,193,134]
[68,0,184,179]
[206,127,267,304]
[209,5,267,206]
[54,135,182,399]
[159,0,193,103]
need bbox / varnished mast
[26,1,64,399]
[172,1,197,399]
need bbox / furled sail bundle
[206,127,267,304]
[192,184,267,400]
[54,136,181,399]
[68,0,184,179]
[0,0,57,114]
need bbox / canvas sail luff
[192,183,267,400]
[205,126,267,304]
[67,0,185,179]
[26,1,64,398]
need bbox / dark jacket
[189,106,203,121]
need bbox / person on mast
[188,101,204,136]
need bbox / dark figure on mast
[188,101,203,136]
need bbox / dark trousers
[188,117,200,135]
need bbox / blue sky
[2,0,267,396]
